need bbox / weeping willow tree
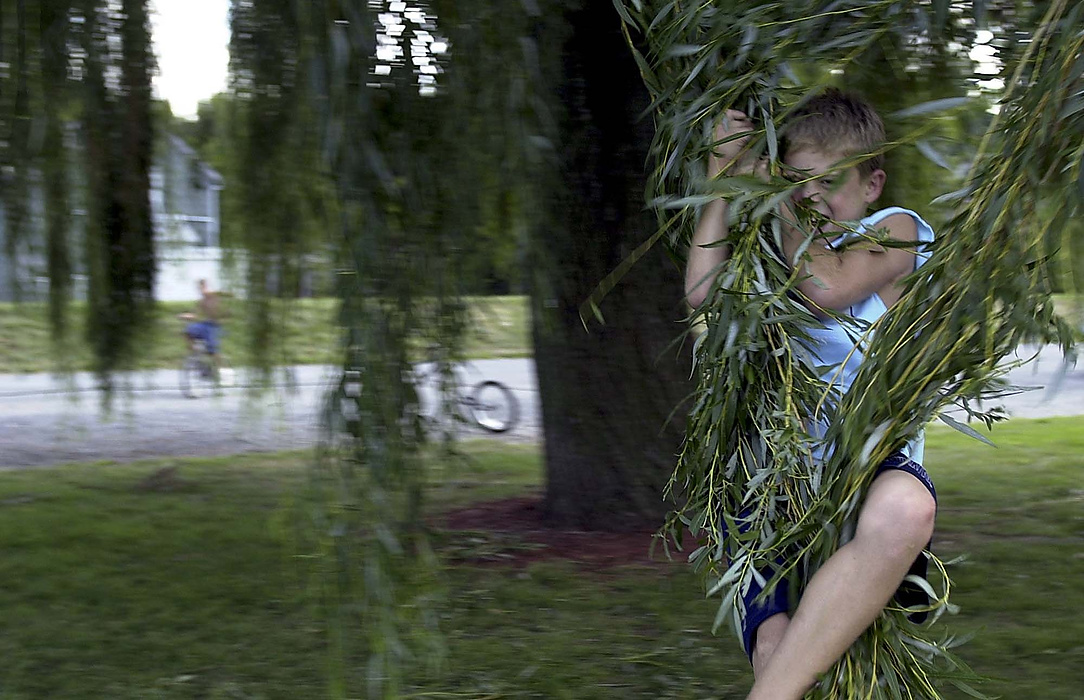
[0,0,35,303]
[78,0,156,388]
[255,1,528,695]
[228,0,331,376]
[0,0,155,386]
[612,0,1080,697]
[0,0,73,331]
[40,0,72,339]
[230,0,696,693]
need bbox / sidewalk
[0,365,336,398]
[0,346,1077,414]
[993,343,1082,418]
[0,351,1076,470]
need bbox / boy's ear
[864,169,886,203]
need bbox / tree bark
[531,2,693,529]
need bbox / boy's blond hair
[785,88,885,176]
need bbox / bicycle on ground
[339,365,520,434]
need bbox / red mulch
[436,496,685,570]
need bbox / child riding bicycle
[179,279,224,366]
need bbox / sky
[150,0,230,119]
[151,1,447,113]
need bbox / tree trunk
[42,0,72,337]
[531,2,693,529]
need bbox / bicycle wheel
[180,353,218,398]
[466,380,520,433]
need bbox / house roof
[168,134,224,187]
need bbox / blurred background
[0,1,1081,698]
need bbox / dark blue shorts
[185,321,221,355]
[739,451,936,660]
[874,452,937,502]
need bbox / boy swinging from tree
[686,89,938,699]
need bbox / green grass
[0,295,530,374]
[922,418,1084,699]
[0,419,1082,698]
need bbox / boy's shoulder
[859,207,935,241]
[860,207,937,270]
[861,206,927,229]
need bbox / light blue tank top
[803,206,936,464]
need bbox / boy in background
[179,278,223,366]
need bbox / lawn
[0,295,530,374]
[0,418,1081,698]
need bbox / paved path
[0,360,540,469]
[977,344,1082,419]
[0,347,1078,469]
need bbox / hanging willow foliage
[40,0,72,342]
[227,0,540,693]
[276,0,526,695]
[613,1,1079,698]
[1,0,36,303]
[77,0,156,390]
[228,0,331,379]
[0,0,153,389]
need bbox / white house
[0,134,225,302]
[152,135,226,301]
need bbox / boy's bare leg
[751,613,789,678]
[746,471,935,700]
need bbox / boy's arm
[686,198,731,309]
[685,110,758,309]
[780,212,918,316]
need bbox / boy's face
[783,147,885,233]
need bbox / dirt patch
[437,496,681,570]
[134,466,195,493]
